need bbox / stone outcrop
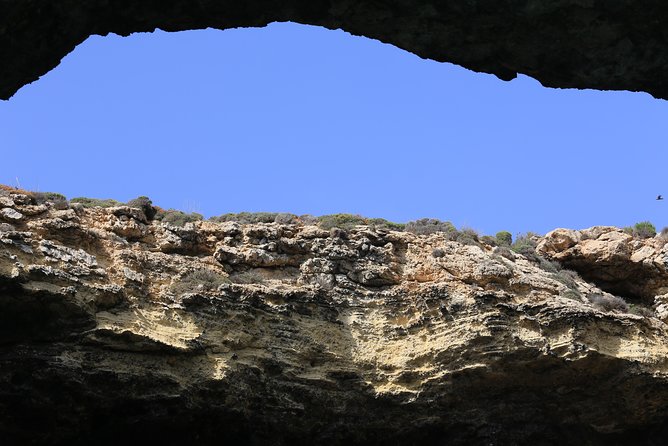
[538,226,668,305]
[3,189,668,444]
[2,1,668,100]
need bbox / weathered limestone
[538,226,668,302]
[2,191,668,444]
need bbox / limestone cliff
[2,189,668,445]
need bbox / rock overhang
[2,1,668,100]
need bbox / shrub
[456,228,480,245]
[405,218,457,236]
[242,212,279,223]
[210,212,280,224]
[633,221,656,238]
[385,222,406,231]
[587,293,629,312]
[561,290,582,301]
[33,192,68,209]
[157,209,204,227]
[480,235,498,246]
[495,231,513,247]
[298,214,319,225]
[171,269,230,295]
[624,221,656,239]
[493,246,515,260]
[33,192,66,203]
[432,248,445,258]
[70,197,122,208]
[209,213,236,223]
[127,196,157,220]
[366,218,406,231]
[210,212,404,230]
[274,213,299,224]
[317,214,368,231]
[539,258,561,273]
[661,227,668,238]
[553,269,580,290]
[629,304,654,318]
[511,233,540,260]
[229,269,265,284]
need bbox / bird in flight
[658,195,664,200]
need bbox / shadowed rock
[2,1,668,100]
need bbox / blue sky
[1,22,667,236]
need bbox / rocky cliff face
[2,1,668,100]
[2,189,668,445]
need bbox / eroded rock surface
[2,1,668,100]
[3,191,668,445]
[538,226,668,303]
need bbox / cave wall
[2,0,668,100]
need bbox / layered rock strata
[2,190,668,445]
[2,1,668,100]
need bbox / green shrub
[317,214,368,231]
[33,192,66,203]
[240,212,279,223]
[33,192,68,209]
[210,212,404,231]
[208,213,236,223]
[385,222,406,231]
[495,231,512,247]
[210,212,280,224]
[511,233,539,255]
[171,269,229,295]
[157,209,204,227]
[126,196,157,220]
[631,221,656,239]
[70,197,122,208]
[457,228,480,244]
[366,218,406,231]
[479,235,497,246]
[405,218,457,236]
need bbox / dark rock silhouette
[2,1,668,100]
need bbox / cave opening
[3,5,668,444]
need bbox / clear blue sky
[2,22,667,236]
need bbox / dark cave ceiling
[2,0,667,100]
